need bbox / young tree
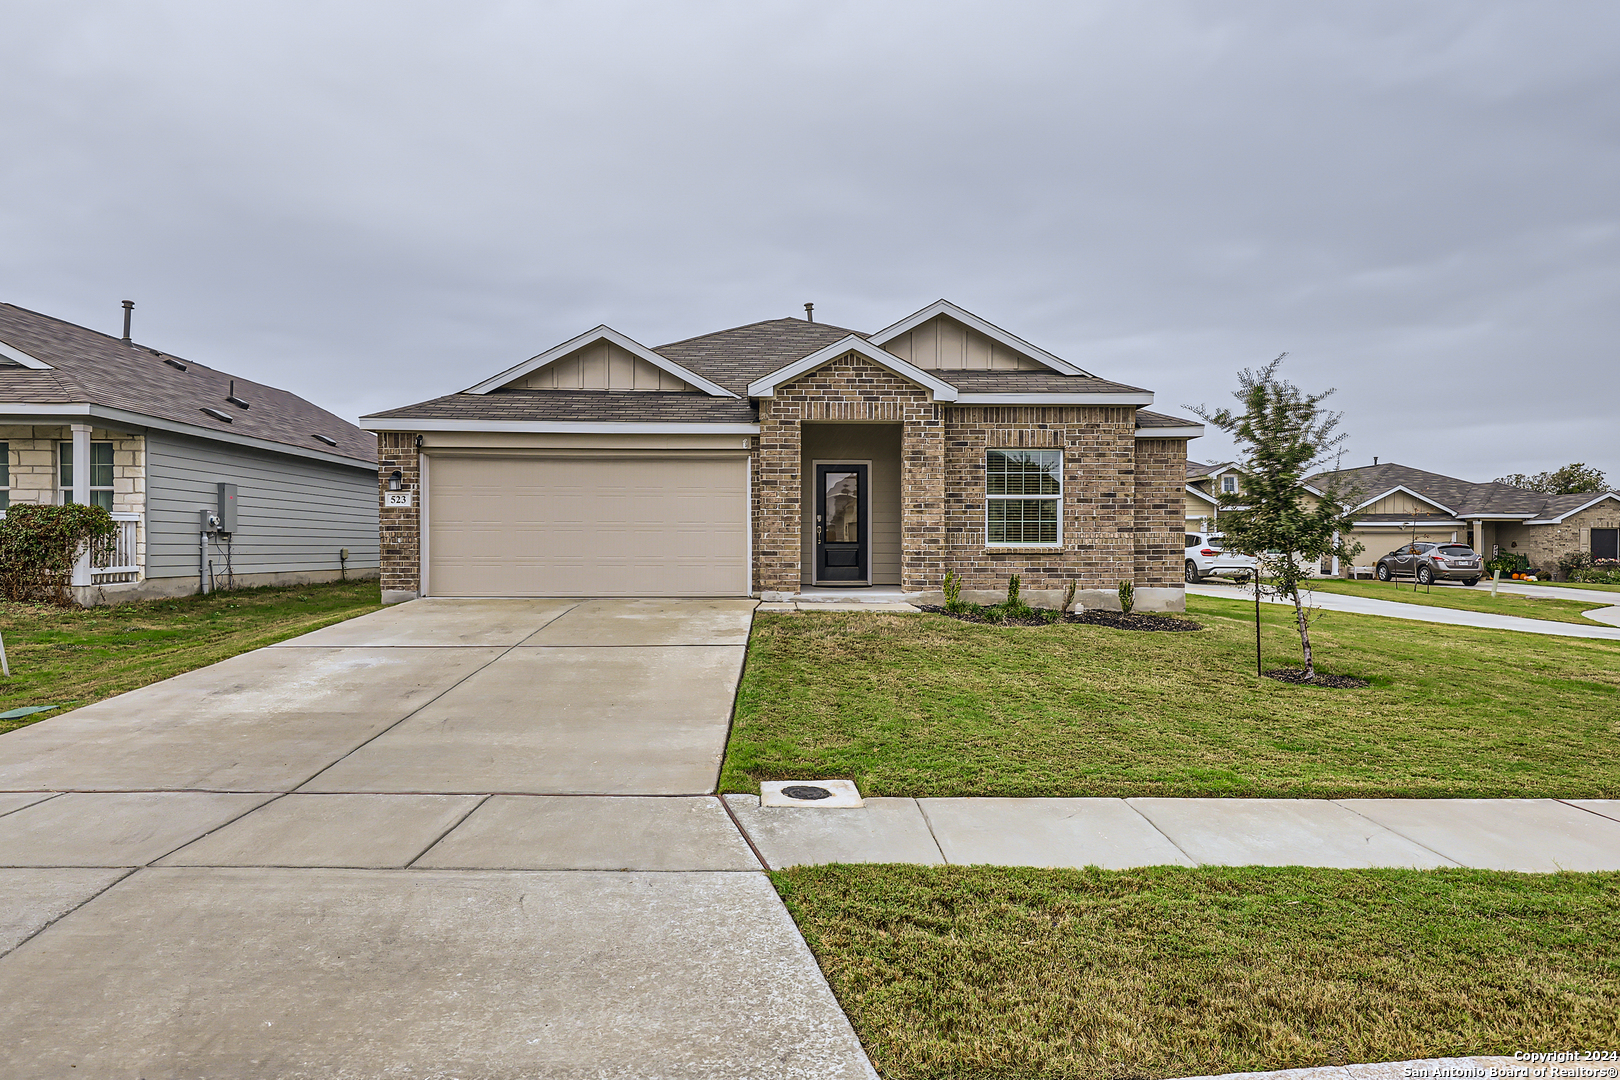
[1189,356,1363,681]
[1494,463,1608,495]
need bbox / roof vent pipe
[121,300,134,343]
[804,302,814,322]
[1374,456,1379,465]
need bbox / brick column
[901,402,946,590]
[378,432,420,602]
[753,400,802,593]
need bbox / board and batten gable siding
[144,432,378,579]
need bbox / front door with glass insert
[815,463,868,583]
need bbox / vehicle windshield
[1438,545,1475,555]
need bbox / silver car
[1185,532,1257,583]
[1375,542,1483,586]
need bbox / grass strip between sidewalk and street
[1274,577,1616,625]
[774,863,1620,1080]
[721,595,1620,799]
[0,581,383,734]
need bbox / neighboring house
[1306,462,1620,574]
[1185,460,1246,530]
[0,302,379,603]
[363,300,1204,610]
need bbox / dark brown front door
[815,464,868,583]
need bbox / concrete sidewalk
[1489,580,1620,625]
[724,795,1620,872]
[1187,581,1620,640]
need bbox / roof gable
[868,300,1088,376]
[745,336,958,400]
[464,326,737,398]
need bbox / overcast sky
[5,2,1616,483]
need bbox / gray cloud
[4,1,1616,482]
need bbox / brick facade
[1497,501,1620,574]
[378,432,421,596]
[1133,436,1190,588]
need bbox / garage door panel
[428,455,748,597]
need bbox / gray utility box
[217,483,238,534]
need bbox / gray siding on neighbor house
[145,432,378,579]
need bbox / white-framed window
[0,441,9,509]
[986,449,1061,545]
[59,441,115,511]
[1221,474,1239,494]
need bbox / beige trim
[419,431,751,451]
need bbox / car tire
[1464,577,1479,587]
[1417,565,1433,586]
[1185,560,1201,584]
[1376,563,1391,581]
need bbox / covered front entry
[800,423,902,587]
[425,453,749,596]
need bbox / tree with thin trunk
[1189,356,1363,681]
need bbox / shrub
[0,504,118,604]
[1484,552,1529,577]
[1557,550,1593,581]
[1118,579,1135,614]
[942,570,964,614]
[1573,559,1620,585]
[1001,574,1033,620]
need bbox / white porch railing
[93,513,142,583]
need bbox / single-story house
[362,300,1204,610]
[0,301,379,604]
[1307,462,1620,574]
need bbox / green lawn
[720,596,1620,799]
[0,581,383,734]
[775,864,1620,1080]
[1298,577,1614,624]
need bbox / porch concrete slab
[157,794,484,868]
[301,646,746,794]
[272,597,578,647]
[1339,798,1620,872]
[521,597,758,647]
[1565,799,1620,824]
[1129,798,1455,868]
[798,602,920,613]
[0,792,57,817]
[0,867,877,1079]
[0,792,274,866]
[724,795,944,869]
[0,868,128,954]
[416,796,759,871]
[920,798,1195,868]
[0,647,502,791]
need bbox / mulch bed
[1263,667,1370,689]
[917,605,1201,632]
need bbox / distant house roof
[366,311,1198,433]
[0,302,375,465]
[1307,461,1620,522]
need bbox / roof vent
[1374,457,1379,465]
[121,300,134,343]
[226,380,250,409]
[163,357,187,371]
[200,407,233,423]
[312,433,338,447]
[804,302,814,322]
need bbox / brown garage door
[426,453,749,597]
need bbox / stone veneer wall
[2,426,148,572]
[377,432,421,597]
[1496,502,1620,574]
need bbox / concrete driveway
[0,598,879,1079]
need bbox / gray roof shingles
[0,303,375,463]
[1308,461,1620,520]
[374,316,1198,429]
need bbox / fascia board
[746,336,958,400]
[1353,484,1456,516]
[0,402,375,470]
[1357,520,1466,528]
[1185,485,1218,504]
[1532,492,1620,523]
[867,299,1089,376]
[0,338,54,369]
[463,325,739,399]
[956,392,1155,405]
[1135,424,1204,438]
[361,417,760,435]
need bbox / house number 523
[385,492,413,507]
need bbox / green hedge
[0,504,118,604]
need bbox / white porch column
[70,423,91,586]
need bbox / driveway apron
[0,597,878,1080]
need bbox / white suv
[1185,532,1258,583]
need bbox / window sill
[984,545,1065,552]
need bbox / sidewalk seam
[404,794,494,868]
[912,799,951,864]
[0,865,140,962]
[1332,800,1464,866]
[1122,798,1202,866]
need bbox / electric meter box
[217,483,238,534]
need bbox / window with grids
[0,441,8,509]
[986,449,1061,545]
[59,441,115,511]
